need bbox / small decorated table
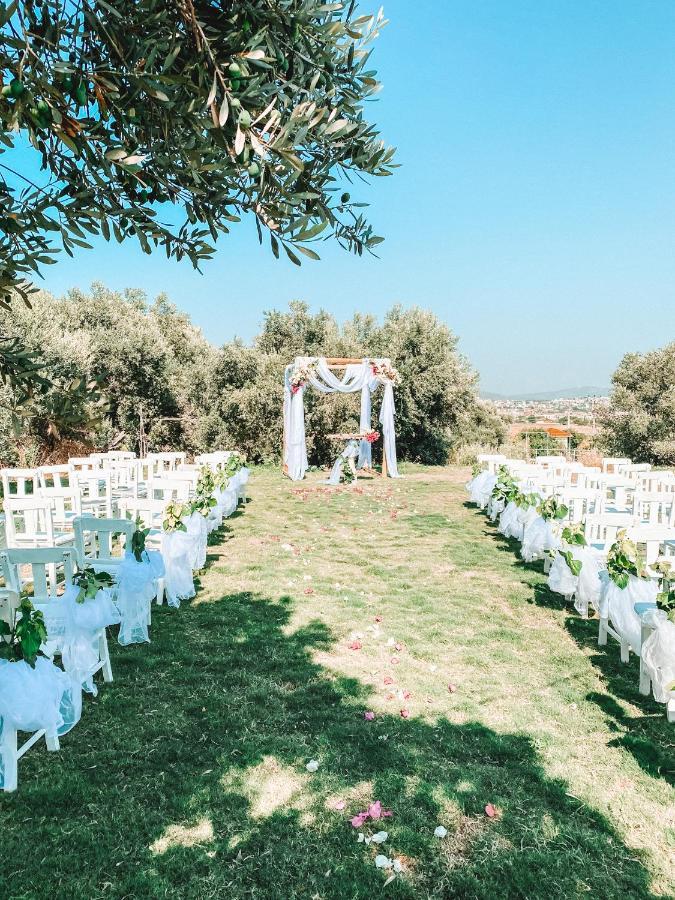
[323,432,382,484]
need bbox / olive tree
[601,342,675,465]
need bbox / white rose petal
[375,855,392,869]
[393,859,404,872]
[371,831,388,844]
[434,826,448,838]
[305,759,319,773]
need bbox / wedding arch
[283,357,400,481]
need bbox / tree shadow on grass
[0,592,661,899]
[528,582,675,787]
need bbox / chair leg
[598,618,608,646]
[639,660,651,696]
[667,698,675,724]
[99,628,113,683]
[45,730,60,752]
[1,722,18,792]
[620,639,630,664]
[155,577,165,606]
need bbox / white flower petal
[374,855,392,869]
[434,825,448,838]
[371,831,388,844]
[305,759,319,772]
[393,859,403,872]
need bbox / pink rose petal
[390,658,399,665]
[364,711,375,721]
[403,690,412,700]
[448,683,457,693]
[400,708,410,719]
[383,675,394,685]
[367,801,382,820]
[374,615,383,623]
[351,813,367,828]
[333,799,346,810]
[349,640,362,650]
[485,803,497,818]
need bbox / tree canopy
[0,0,394,310]
[1,289,504,467]
[601,342,675,465]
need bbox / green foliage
[0,597,47,667]
[490,465,519,505]
[0,1,394,304]
[537,496,569,522]
[515,491,540,510]
[656,586,675,623]
[203,301,504,466]
[163,500,188,533]
[562,523,587,546]
[601,342,675,465]
[131,516,150,562]
[560,550,583,578]
[606,529,647,589]
[73,567,115,604]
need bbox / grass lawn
[1,465,673,899]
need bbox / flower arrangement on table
[371,359,401,385]
[362,429,380,444]
[289,359,317,395]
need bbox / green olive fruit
[228,62,241,76]
[231,97,241,108]
[62,75,73,92]
[341,192,350,204]
[9,78,25,98]
[75,82,87,106]
[231,77,241,91]
[247,161,260,176]
[1,85,11,97]
[238,109,251,128]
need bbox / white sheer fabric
[162,528,196,608]
[466,472,497,508]
[498,501,520,538]
[521,517,562,563]
[641,617,675,703]
[116,550,165,646]
[0,657,82,789]
[598,574,659,653]
[283,357,399,481]
[324,440,359,486]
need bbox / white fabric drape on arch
[283,357,399,481]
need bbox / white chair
[72,470,114,518]
[148,477,193,502]
[0,582,61,793]
[584,513,637,552]
[634,492,675,528]
[601,457,632,474]
[1,546,113,686]
[73,515,165,607]
[3,497,74,550]
[146,452,186,475]
[117,499,167,551]
[68,456,102,474]
[1,468,39,500]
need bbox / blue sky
[21,0,675,394]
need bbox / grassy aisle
[1,466,673,899]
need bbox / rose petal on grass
[305,759,319,773]
[402,690,412,700]
[434,825,448,838]
[400,708,410,719]
[349,640,362,650]
[383,675,394,685]
[448,683,457,693]
[351,813,367,828]
[364,711,375,721]
[374,615,383,623]
[391,658,400,665]
[485,803,497,818]
[367,801,382,820]
[375,855,392,869]
[304,587,315,595]
[371,831,388,844]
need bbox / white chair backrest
[68,456,102,473]
[1,468,39,500]
[90,451,136,462]
[38,465,72,489]
[1,546,75,600]
[2,497,57,548]
[72,470,114,518]
[194,452,232,466]
[146,452,186,475]
[626,524,675,565]
[73,515,135,569]
[584,513,637,548]
[633,492,675,527]
[148,477,192,501]
[117,498,167,530]
[602,457,632,474]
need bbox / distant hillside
[481,386,611,402]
